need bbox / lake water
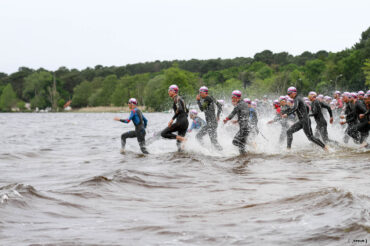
[0,112,369,245]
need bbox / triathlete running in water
[161,85,189,152]
[308,91,335,144]
[114,98,149,154]
[223,90,251,154]
[196,86,223,150]
[282,87,328,151]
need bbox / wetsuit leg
[302,120,325,148]
[279,122,288,143]
[208,123,222,151]
[161,117,188,151]
[343,124,353,144]
[351,122,369,144]
[196,125,209,144]
[317,122,329,143]
[232,128,249,154]
[314,125,320,139]
[121,131,137,149]
[176,118,188,151]
[347,124,361,144]
[161,117,188,139]
[136,128,148,154]
[287,121,303,148]
[359,131,369,144]
[161,123,181,139]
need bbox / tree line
[0,27,369,112]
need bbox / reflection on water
[0,113,369,245]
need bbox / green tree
[8,67,34,100]
[254,50,274,65]
[162,66,199,101]
[363,59,370,87]
[337,50,365,90]
[96,75,118,106]
[144,75,166,111]
[17,101,26,111]
[58,98,66,109]
[304,59,326,87]
[71,81,93,107]
[23,71,53,102]
[0,84,18,111]
[30,95,47,109]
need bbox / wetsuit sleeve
[226,104,238,120]
[120,110,135,123]
[320,102,333,118]
[215,97,222,118]
[143,115,148,128]
[285,98,299,116]
[357,102,367,114]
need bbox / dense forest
[0,27,369,112]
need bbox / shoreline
[0,106,150,113]
[71,106,148,113]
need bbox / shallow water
[0,112,369,245]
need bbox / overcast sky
[1,0,369,74]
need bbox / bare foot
[323,146,329,152]
[360,142,368,148]
[176,136,186,142]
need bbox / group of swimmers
[114,85,370,154]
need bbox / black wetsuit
[226,100,250,154]
[196,96,223,150]
[351,100,368,143]
[120,108,148,154]
[310,100,333,143]
[161,95,189,151]
[343,102,358,143]
[285,96,326,149]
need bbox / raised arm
[226,105,238,121]
[120,110,135,123]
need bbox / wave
[0,183,85,210]
[217,188,369,214]
[301,222,370,244]
[80,169,184,189]
[0,153,22,160]
[0,183,50,208]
